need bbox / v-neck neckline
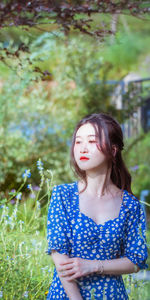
[74,181,126,227]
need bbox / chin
[78,165,97,171]
[76,164,88,171]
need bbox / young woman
[47,113,148,300]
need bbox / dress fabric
[46,182,148,300]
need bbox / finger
[61,269,75,277]
[58,263,74,272]
[63,263,74,271]
[66,272,81,281]
[60,259,74,265]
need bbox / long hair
[70,113,132,194]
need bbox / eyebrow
[75,135,97,138]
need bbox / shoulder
[51,182,77,205]
[124,190,144,217]
[53,182,76,193]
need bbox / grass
[0,231,54,299]
[0,160,55,299]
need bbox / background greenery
[0,12,150,299]
[1,15,150,194]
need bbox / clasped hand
[57,257,97,281]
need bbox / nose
[80,142,88,153]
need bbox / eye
[75,141,81,144]
[89,140,96,143]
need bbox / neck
[83,165,113,197]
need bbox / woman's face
[74,123,108,172]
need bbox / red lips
[80,156,90,160]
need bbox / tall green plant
[124,131,150,200]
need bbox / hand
[57,257,97,281]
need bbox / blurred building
[141,98,150,133]
[111,73,150,138]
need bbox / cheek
[73,145,78,153]
[88,144,100,155]
[73,146,79,159]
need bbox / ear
[112,145,118,157]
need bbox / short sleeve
[122,200,148,270]
[47,185,71,256]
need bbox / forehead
[76,123,98,137]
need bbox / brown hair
[70,113,132,194]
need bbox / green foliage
[0,17,150,193]
[123,274,150,300]
[0,164,55,299]
[0,233,53,299]
[124,131,150,204]
[32,34,117,119]
[0,32,118,191]
[0,0,149,39]
[101,33,150,78]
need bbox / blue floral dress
[47,182,148,300]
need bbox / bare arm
[95,257,140,275]
[51,251,83,300]
[58,256,140,281]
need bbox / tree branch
[0,0,149,37]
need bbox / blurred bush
[125,131,150,208]
[0,27,150,198]
[0,32,119,194]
